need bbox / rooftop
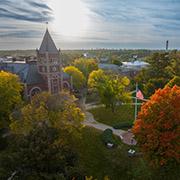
[39,29,58,54]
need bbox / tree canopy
[64,66,86,90]
[10,91,84,136]
[133,86,180,168]
[166,76,180,88]
[1,123,81,179]
[88,69,130,112]
[0,71,22,128]
[73,58,98,79]
[136,52,180,97]
[0,91,85,179]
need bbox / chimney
[166,40,169,51]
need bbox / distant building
[120,60,149,78]
[98,60,149,77]
[121,60,149,70]
[83,52,96,59]
[0,29,71,98]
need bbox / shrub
[101,129,116,145]
[113,122,133,129]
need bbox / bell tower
[37,29,63,94]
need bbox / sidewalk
[85,103,104,110]
[83,111,137,145]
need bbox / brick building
[0,29,71,98]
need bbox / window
[30,87,41,97]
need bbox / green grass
[75,127,151,180]
[89,105,135,128]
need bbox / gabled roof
[39,29,58,54]
[0,62,45,85]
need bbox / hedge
[113,122,133,129]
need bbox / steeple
[39,29,58,54]
[37,28,63,95]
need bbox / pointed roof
[39,29,58,54]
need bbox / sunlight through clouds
[0,0,180,49]
[47,0,90,37]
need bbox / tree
[143,78,167,97]
[1,91,85,179]
[166,76,180,88]
[166,51,180,77]
[73,58,98,79]
[111,55,122,66]
[0,71,22,127]
[136,52,173,97]
[88,69,107,89]
[64,66,86,90]
[10,91,85,137]
[0,124,81,179]
[133,86,180,168]
[88,70,130,112]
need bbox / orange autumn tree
[133,85,180,167]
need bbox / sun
[48,0,90,37]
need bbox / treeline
[136,50,180,97]
[0,49,172,64]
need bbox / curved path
[83,106,137,146]
[83,112,125,135]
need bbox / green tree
[64,66,86,90]
[136,52,173,97]
[166,76,180,88]
[0,71,22,128]
[88,70,130,112]
[73,58,98,79]
[0,124,82,179]
[166,51,180,77]
[1,91,85,179]
[111,55,122,66]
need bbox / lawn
[75,127,151,179]
[89,105,135,128]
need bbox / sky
[0,0,180,50]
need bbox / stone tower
[37,29,63,94]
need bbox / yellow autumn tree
[0,71,22,127]
[73,58,98,79]
[11,91,84,137]
[64,66,86,90]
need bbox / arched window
[30,87,41,97]
[63,81,70,89]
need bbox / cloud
[0,30,41,38]
[154,23,180,32]
[0,0,180,49]
[0,0,53,23]
[85,0,180,41]
[0,25,18,29]
[27,1,52,11]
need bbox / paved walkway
[85,103,104,110]
[83,112,125,135]
[83,111,137,146]
[78,99,137,145]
